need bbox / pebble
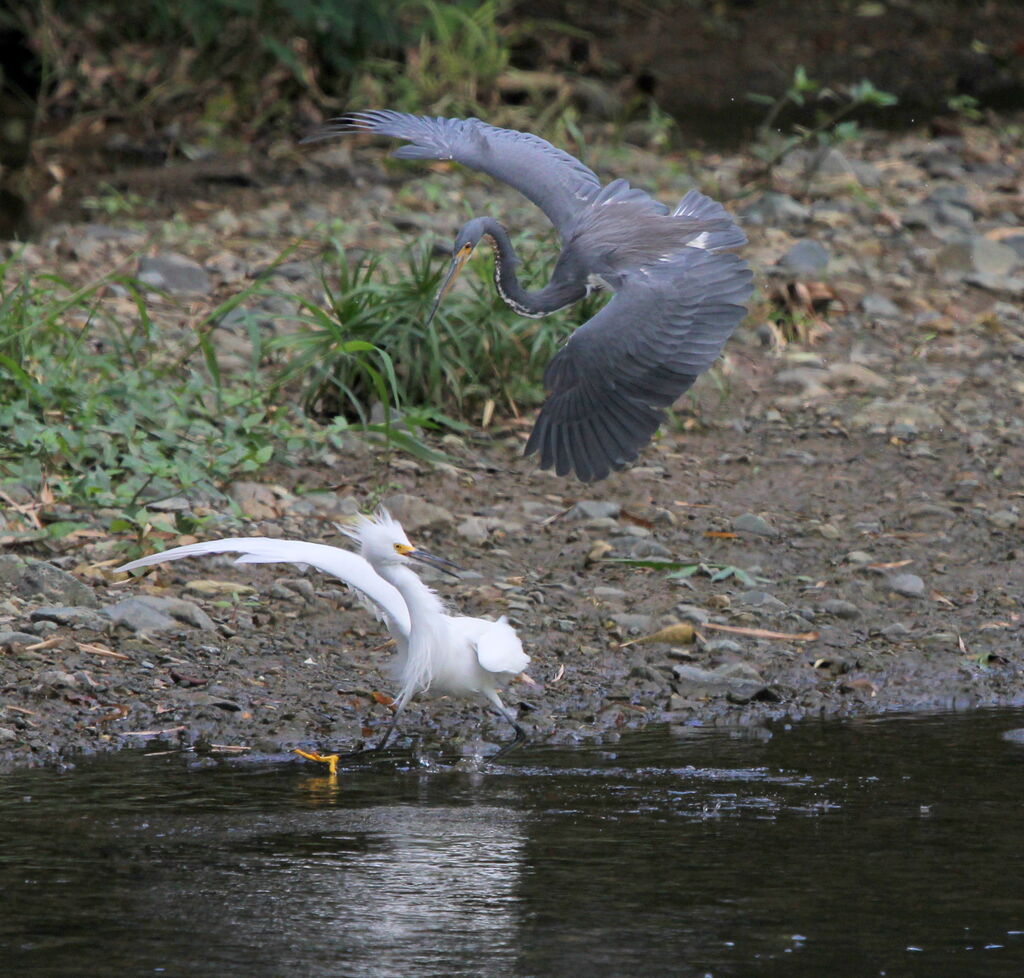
[674,604,710,625]
[987,510,1019,530]
[889,573,926,598]
[137,253,212,295]
[456,516,491,542]
[731,512,779,538]
[380,493,454,531]
[736,589,788,610]
[861,293,900,318]
[879,622,912,642]
[0,556,98,608]
[821,599,860,619]
[610,613,654,635]
[741,192,810,227]
[30,606,109,629]
[103,596,216,633]
[0,630,42,648]
[777,239,830,276]
[569,500,622,521]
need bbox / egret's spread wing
[468,616,530,676]
[525,249,752,482]
[117,538,411,638]
[313,110,603,237]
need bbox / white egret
[115,509,531,770]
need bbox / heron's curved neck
[479,217,586,317]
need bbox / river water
[2,708,1023,977]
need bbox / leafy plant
[273,236,604,424]
[746,66,897,179]
[607,558,771,587]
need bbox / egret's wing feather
[311,110,603,237]
[525,249,753,481]
[117,538,411,637]
[449,615,529,676]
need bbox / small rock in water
[1001,729,1024,745]
[889,573,926,598]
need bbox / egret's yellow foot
[294,748,340,775]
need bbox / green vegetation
[747,65,897,179]
[275,237,602,423]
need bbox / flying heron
[116,509,531,769]
[310,111,752,482]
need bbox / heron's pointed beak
[406,547,463,579]
[426,242,474,327]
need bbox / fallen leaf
[371,690,395,708]
[620,622,696,647]
[704,531,738,539]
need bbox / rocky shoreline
[2,118,1023,772]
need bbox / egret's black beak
[407,548,463,579]
[426,242,474,327]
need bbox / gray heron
[310,111,752,482]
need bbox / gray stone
[456,516,491,543]
[736,589,788,611]
[103,596,216,633]
[672,663,773,703]
[1001,728,1024,745]
[629,539,672,558]
[0,630,42,647]
[889,573,926,598]
[822,599,860,619]
[379,494,454,532]
[741,192,809,227]
[674,603,710,625]
[879,622,912,642]
[987,510,1019,530]
[934,237,1019,284]
[777,239,830,276]
[30,606,109,629]
[732,512,779,538]
[0,555,98,608]
[568,500,621,521]
[860,293,900,319]
[0,727,16,743]
[850,399,945,432]
[610,613,654,635]
[137,253,212,295]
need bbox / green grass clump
[274,237,605,424]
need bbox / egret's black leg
[490,710,528,760]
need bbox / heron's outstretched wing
[524,249,753,482]
[117,538,411,638]
[311,110,603,238]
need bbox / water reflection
[2,710,1024,977]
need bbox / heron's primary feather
[524,248,753,481]
[313,110,603,238]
